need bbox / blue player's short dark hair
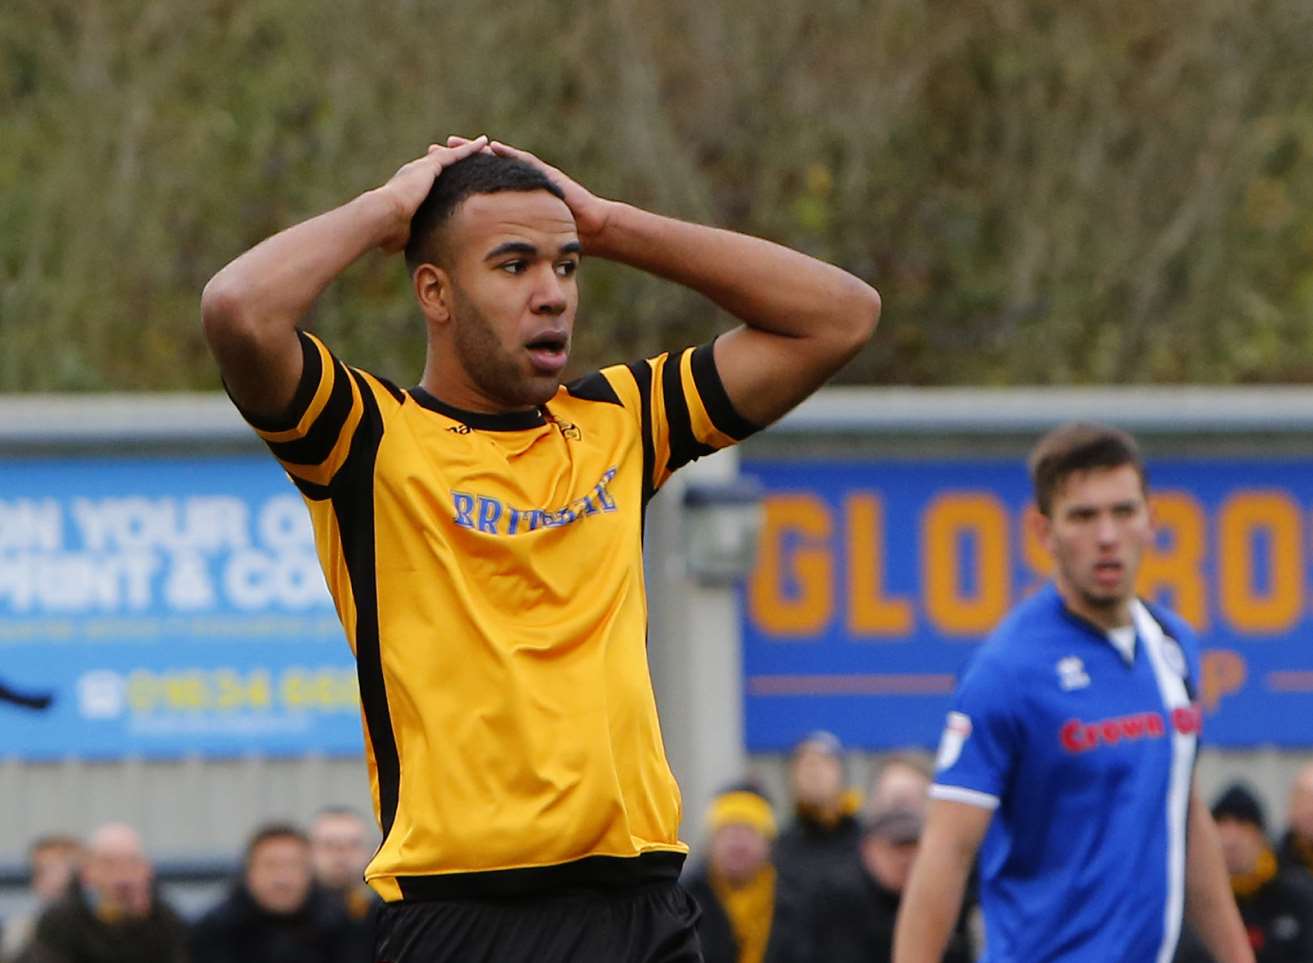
[404,153,565,273]
[1028,422,1146,516]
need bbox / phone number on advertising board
[123,668,359,713]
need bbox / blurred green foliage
[3,0,1312,390]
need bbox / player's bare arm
[892,798,991,963]
[1183,787,1256,963]
[200,137,490,422]
[463,137,881,428]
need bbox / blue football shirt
[931,583,1202,963]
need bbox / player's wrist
[579,199,631,257]
[358,187,414,250]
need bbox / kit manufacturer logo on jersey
[935,711,972,771]
[1056,656,1091,691]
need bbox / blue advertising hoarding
[0,456,362,759]
[740,456,1313,751]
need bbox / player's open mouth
[525,332,569,374]
[1093,560,1123,583]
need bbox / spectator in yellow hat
[682,782,807,963]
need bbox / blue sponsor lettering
[452,491,476,529]
[477,497,502,534]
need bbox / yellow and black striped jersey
[237,331,757,900]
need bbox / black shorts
[374,880,704,963]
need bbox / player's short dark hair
[1028,422,1146,516]
[404,153,566,274]
[243,822,309,864]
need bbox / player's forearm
[892,842,972,963]
[201,189,401,342]
[1184,804,1255,963]
[590,202,879,351]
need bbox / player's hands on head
[373,136,489,254]
[446,135,614,249]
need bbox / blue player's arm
[1184,787,1255,963]
[892,798,992,963]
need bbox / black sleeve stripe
[289,474,332,501]
[565,370,623,406]
[662,350,717,474]
[623,360,656,507]
[266,357,355,466]
[691,339,761,441]
[330,370,401,842]
[373,374,406,406]
[234,330,324,433]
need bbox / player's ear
[413,263,454,327]
[1024,502,1053,550]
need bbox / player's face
[443,191,580,410]
[1037,464,1152,625]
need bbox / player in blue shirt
[894,422,1253,963]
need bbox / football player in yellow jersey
[201,133,879,962]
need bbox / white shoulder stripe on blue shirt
[929,784,1000,810]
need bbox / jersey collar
[1047,583,1138,663]
[409,387,547,431]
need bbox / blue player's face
[1038,463,1152,626]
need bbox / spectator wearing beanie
[1177,783,1313,963]
[682,782,809,963]
[773,732,863,897]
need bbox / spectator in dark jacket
[772,732,862,896]
[191,824,352,963]
[803,805,973,963]
[1277,763,1313,879]
[18,823,187,963]
[308,808,379,962]
[683,782,809,963]
[1179,783,1313,963]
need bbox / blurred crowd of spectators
[687,739,1313,963]
[0,808,377,963]
[5,746,1313,963]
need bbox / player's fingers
[451,134,497,156]
[433,135,487,165]
[489,140,532,161]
